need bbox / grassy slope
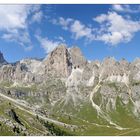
[50,93,140,135]
[0,96,75,136]
[0,97,49,136]
[1,81,140,136]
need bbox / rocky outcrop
[69,47,87,69]
[0,45,140,86]
[1,45,140,86]
[0,51,7,65]
[8,109,22,125]
[43,45,72,78]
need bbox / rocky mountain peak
[0,51,7,65]
[69,46,87,69]
[102,57,116,65]
[43,45,88,77]
[43,44,72,77]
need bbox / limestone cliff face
[2,45,140,117]
[0,64,15,82]
[69,47,87,69]
[0,51,7,65]
[1,45,140,88]
[0,45,88,83]
[43,45,72,78]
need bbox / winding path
[0,92,77,128]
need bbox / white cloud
[36,35,61,54]
[0,5,28,30]
[112,5,125,12]
[51,10,140,46]
[31,11,43,23]
[52,17,73,30]
[94,14,107,23]
[98,32,123,45]
[70,20,93,40]
[112,4,140,13]
[93,12,140,45]
[0,5,42,50]
[2,29,33,50]
[52,17,94,41]
[53,14,140,45]
[59,17,73,30]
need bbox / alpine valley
[1,45,140,136]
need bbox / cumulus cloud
[93,12,140,45]
[53,13,140,46]
[31,11,43,23]
[70,20,93,40]
[36,35,62,54]
[0,5,42,50]
[52,17,94,41]
[51,17,73,30]
[112,4,140,13]
[0,5,29,30]
[2,29,33,50]
[112,5,124,12]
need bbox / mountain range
[1,45,140,135]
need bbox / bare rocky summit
[43,45,72,77]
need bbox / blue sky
[0,4,140,62]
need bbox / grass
[0,97,49,136]
[109,97,140,129]
[0,122,15,136]
[49,92,140,136]
[106,82,119,91]
[0,81,13,87]
[1,79,140,136]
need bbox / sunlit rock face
[1,45,140,118]
[42,45,72,78]
[68,46,87,69]
[0,45,140,86]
